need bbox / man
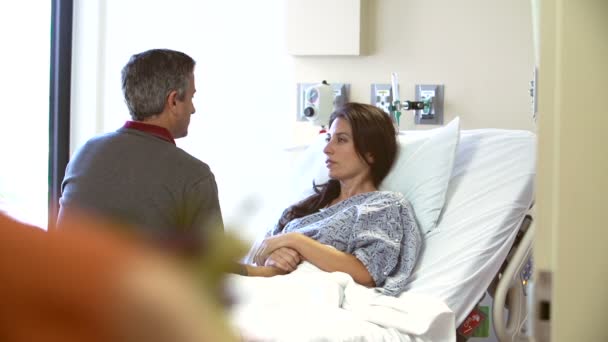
[58,49,223,245]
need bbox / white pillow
[287,117,460,235]
[380,117,460,234]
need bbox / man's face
[173,73,196,139]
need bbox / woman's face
[323,117,372,182]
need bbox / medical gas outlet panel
[371,81,444,126]
[296,82,350,124]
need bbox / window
[0,1,52,229]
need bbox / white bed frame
[490,209,534,342]
[456,207,533,342]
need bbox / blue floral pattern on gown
[269,191,422,296]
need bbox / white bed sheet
[229,128,536,341]
[228,262,455,342]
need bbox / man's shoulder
[73,132,121,154]
[172,148,214,177]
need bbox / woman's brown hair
[276,103,398,232]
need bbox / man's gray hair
[121,49,196,121]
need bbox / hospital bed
[227,122,536,342]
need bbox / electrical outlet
[296,82,349,122]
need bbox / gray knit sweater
[58,127,223,240]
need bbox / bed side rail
[492,213,534,342]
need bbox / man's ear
[167,90,179,110]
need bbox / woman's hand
[264,247,302,272]
[242,265,288,277]
[253,233,300,266]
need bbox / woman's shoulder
[366,190,407,203]
[354,191,412,210]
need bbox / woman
[245,103,421,296]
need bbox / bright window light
[0,2,52,229]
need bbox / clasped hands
[253,232,303,273]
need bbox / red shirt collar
[123,121,175,145]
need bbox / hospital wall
[291,0,536,142]
[70,0,535,240]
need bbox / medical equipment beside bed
[228,126,536,341]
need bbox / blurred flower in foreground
[0,211,244,342]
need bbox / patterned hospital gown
[268,191,422,296]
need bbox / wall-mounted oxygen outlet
[415,84,444,125]
[296,82,349,122]
[370,83,395,114]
